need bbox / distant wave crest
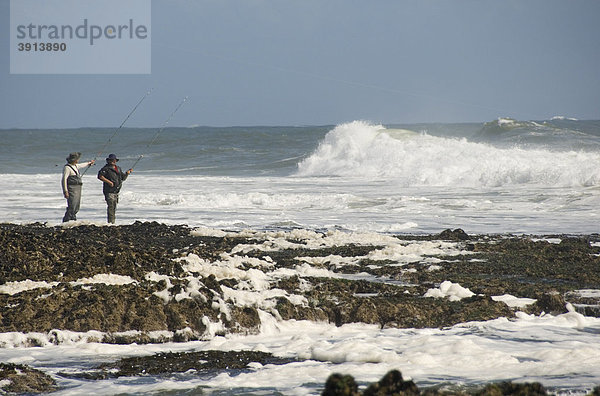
[296,121,600,187]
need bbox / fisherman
[97,154,132,224]
[62,152,95,222]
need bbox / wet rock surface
[0,222,258,338]
[322,370,552,396]
[59,349,295,380]
[362,370,419,396]
[1,224,600,393]
[0,363,56,394]
[1,223,599,341]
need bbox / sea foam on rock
[1,222,599,345]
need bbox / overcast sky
[1,0,599,128]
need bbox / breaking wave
[296,121,600,187]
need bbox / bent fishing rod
[81,88,153,176]
[130,96,188,171]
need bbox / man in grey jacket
[62,152,95,222]
[97,153,132,224]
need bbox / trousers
[62,184,82,222]
[104,193,119,224]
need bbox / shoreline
[1,222,600,394]
[2,221,599,340]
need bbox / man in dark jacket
[97,154,132,224]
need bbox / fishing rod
[81,88,153,176]
[130,96,188,170]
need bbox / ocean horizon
[0,118,598,234]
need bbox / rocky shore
[1,222,599,394]
[2,222,599,338]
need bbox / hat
[66,152,81,163]
[106,154,119,162]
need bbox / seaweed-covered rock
[61,350,295,380]
[0,363,56,394]
[437,228,470,241]
[320,372,553,396]
[475,381,547,396]
[322,373,360,396]
[363,370,419,396]
[1,222,599,342]
[531,291,567,315]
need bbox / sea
[1,118,600,394]
[1,118,599,234]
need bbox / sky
[1,0,599,128]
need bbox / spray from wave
[296,121,600,187]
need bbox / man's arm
[121,168,132,181]
[77,160,95,169]
[98,174,114,187]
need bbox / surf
[296,121,600,188]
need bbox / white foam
[174,277,208,303]
[0,280,59,295]
[531,237,562,244]
[570,289,600,298]
[0,329,174,348]
[0,274,137,296]
[295,255,360,268]
[1,312,599,394]
[0,167,598,234]
[152,245,310,311]
[492,294,537,308]
[296,121,600,188]
[497,117,516,126]
[221,286,305,310]
[551,116,579,121]
[72,274,137,286]
[424,280,475,301]
[60,220,111,228]
[190,226,229,237]
[144,272,174,303]
[367,241,465,263]
[514,306,593,329]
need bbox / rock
[61,350,295,379]
[322,373,360,396]
[320,373,552,396]
[532,291,567,315]
[559,237,591,250]
[0,363,56,394]
[363,370,420,396]
[475,381,547,396]
[437,228,470,241]
[1,222,599,344]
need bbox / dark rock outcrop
[0,363,56,394]
[475,381,547,396]
[322,373,360,396]
[322,371,550,396]
[1,223,599,343]
[437,228,470,241]
[60,350,295,380]
[363,370,419,396]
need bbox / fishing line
[81,88,153,176]
[130,96,188,170]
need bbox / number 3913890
[18,42,67,51]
